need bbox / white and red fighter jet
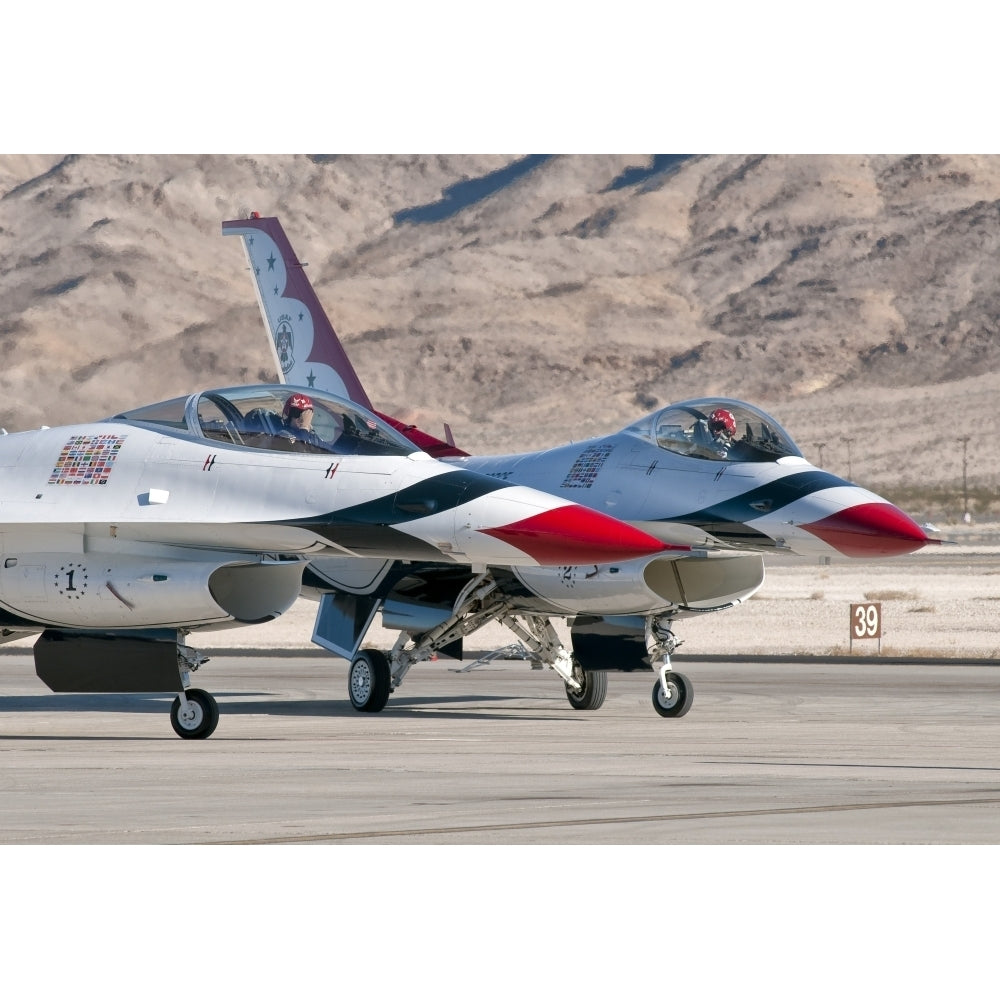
[223,214,935,719]
[0,383,668,738]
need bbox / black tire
[565,669,608,711]
[651,671,693,718]
[348,649,392,713]
[170,688,220,739]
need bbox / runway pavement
[1,651,999,844]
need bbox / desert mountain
[2,153,999,518]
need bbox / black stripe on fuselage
[273,470,506,560]
[304,469,503,527]
[659,469,848,543]
[303,523,458,561]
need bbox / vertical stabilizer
[223,213,467,458]
[222,214,374,408]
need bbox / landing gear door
[312,591,382,661]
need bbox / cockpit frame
[624,397,804,464]
[109,384,418,459]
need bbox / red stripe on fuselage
[479,505,678,564]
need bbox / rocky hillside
[2,153,999,519]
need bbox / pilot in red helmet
[281,393,323,447]
[283,392,314,422]
[708,407,737,442]
[705,407,737,457]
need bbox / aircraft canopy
[109,384,416,458]
[624,398,804,463]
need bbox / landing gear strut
[645,617,694,719]
[342,576,698,720]
[499,613,606,711]
[346,573,608,714]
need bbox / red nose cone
[479,505,676,565]
[801,502,931,557]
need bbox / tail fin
[223,213,467,457]
[222,213,374,407]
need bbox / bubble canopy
[623,398,804,463]
[109,384,416,458]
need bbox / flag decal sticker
[48,434,125,485]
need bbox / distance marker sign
[850,602,882,653]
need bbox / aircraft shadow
[0,691,568,725]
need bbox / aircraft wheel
[652,671,693,718]
[348,649,392,713]
[565,668,608,711]
[170,688,220,739]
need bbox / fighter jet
[0,382,669,738]
[223,214,934,719]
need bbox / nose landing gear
[645,617,694,719]
[169,643,219,739]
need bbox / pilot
[280,393,324,448]
[706,408,737,457]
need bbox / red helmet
[708,408,736,438]
[283,393,314,418]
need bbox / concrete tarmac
[1,652,999,844]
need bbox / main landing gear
[341,572,694,719]
[564,666,608,711]
[501,613,608,712]
[343,573,613,715]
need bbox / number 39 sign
[850,602,882,652]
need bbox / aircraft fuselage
[0,385,668,636]
[453,398,929,561]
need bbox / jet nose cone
[480,504,673,565]
[801,502,932,557]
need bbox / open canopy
[109,384,417,458]
[623,398,804,464]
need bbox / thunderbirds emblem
[274,315,295,374]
